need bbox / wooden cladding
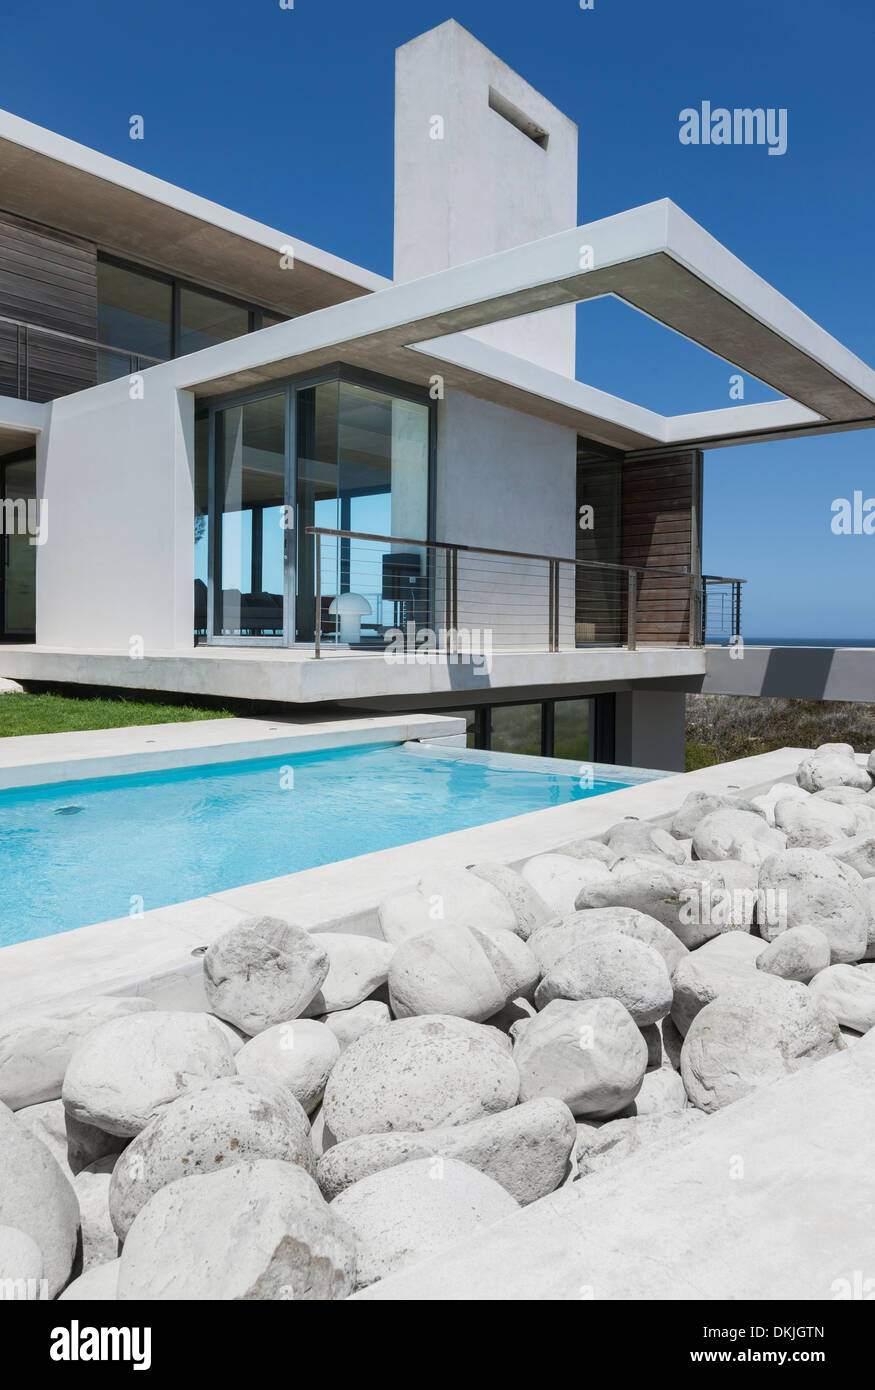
[0,210,98,402]
[621,452,701,645]
[575,448,702,646]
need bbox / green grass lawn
[0,692,235,738]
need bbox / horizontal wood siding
[621,451,702,645]
[0,211,98,401]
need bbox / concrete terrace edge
[354,1029,875,1301]
[0,740,812,1016]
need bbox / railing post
[627,569,637,651]
[445,545,458,655]
[688,574,698,648]
[734,580,742,640]
[313,535,321,659]
[548,560,556,652]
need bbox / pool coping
[0,741,819,1018]
[0,712,468,790]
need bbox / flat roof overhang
[0,109,388,317]
[154,198,875,454]
[0,398,46,455]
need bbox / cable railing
[306,526,725,658]
[0,314,164,402]
[701,575,745,645]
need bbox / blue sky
[5,0,875,637]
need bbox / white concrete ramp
[355,1031,875,1300]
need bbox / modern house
[2,20,874,771]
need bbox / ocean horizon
[743,638,875,648]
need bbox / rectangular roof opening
[488,88,549,149]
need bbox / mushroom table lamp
[328,592,371,644]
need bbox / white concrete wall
[394,20,578,376]
[433,389,577,648]
[35,370,194,651]
[615,688,687,772]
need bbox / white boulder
[387,923,539,1022]
[331,1156,517,1289]
[74,1156,118,1270]
[757,849,870,963]
[319,1000,391,1052]
[512,998,647,1119]
[529,906,688,976]
[630,1066,688,1116]
[534,932,673,1026]
[58,1260,121,1300]
[117,1160,356,1300]
[108,1076,314,1240]
[315,1097,575,1205]
[809,965,875,1034]
[749,783,809,827]
[824,833,875,879]
[62,1011,237,1137]
[301,934,394,1016]
[796,750,871,793]
[0,1225,43,1292]
[467,862,557,938]
[235,1019,339,1114]
[0,1101,80,1298]
[0,996,155,1111]
[671,931,768,1035]
[521,853,611,915]
[692,808,786,868]
[378,868,518,946]
[756,925,832,983]
[322,1015,519,1143]
[681,978,844,1112]
[775,796,857,849]
[604,820,687,865]
[203,917,330,1034]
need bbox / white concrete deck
[0,742,806,1018]
[0,643,707,704]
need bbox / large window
[201,371,432,645]
[97,261,172,381]
[214,394,286,638]
[97,256,288,384]
[295,378,430,644]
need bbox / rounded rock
[681,979,844,1112]
[235,1020,340,1114]
[534,932,673,1026]
[203,916,330,1034]
[808,964,875,1034]
[756,925,832,983]
[108,1076,315,1240]
[0,1101,79,1298]
[331,1156,517,1288]
[387,923,539,1022]
[322,1015,520,1143]
[62,1011,237,1138]
[117,1160,356,1301]
[378,868,519,946]
[757,849,870,963]
[512,998,647,1119]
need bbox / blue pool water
[0,741,660,946]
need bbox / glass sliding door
[295,379,430,645]
[213,393,286,639]
[206,372,431,647]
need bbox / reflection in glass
[97,261,172,382]
[214,394,285,637]
[295,381,430,644]
[179,289,249,356]
[490,703,543,757]
[553,698,591,761]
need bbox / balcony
[308,527,742,657]
[0,315,164,403]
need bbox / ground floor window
[438,696,604,762]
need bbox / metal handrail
[0,313,166,364]
[307,525,707,659]
[701,575,744,644]
[306,526,691,578]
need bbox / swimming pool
[0,741,665,945]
